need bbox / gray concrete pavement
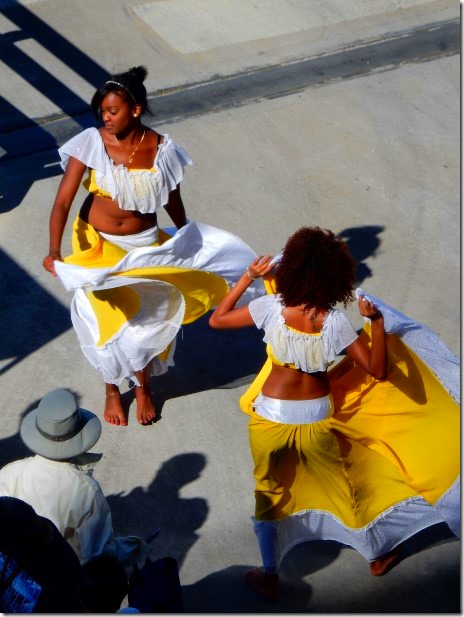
[0,0,460,613]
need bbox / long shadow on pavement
[107,453,208,573]
[338,224,384,285]
[0,0,109,212]
[182,527,459,613]
[0,249,71,377]
[0,411,458,613]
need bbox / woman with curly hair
[43,66,263,427]
[210,226,459,600]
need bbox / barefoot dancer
[43,66,263,426]
[210,226,459,600]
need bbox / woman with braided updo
[43,66,263,426]
[210,226,459,601]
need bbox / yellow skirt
[240,293,460,563]
[56,216,264,385]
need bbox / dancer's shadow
[182,564,313,613]
[398,522,457,561]
[106,453,208,571]
[337,225,384,285]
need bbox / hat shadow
[0,398,41,468]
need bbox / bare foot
[370,545,402,576]
[104,392,128,426]
[245,568,279,601]
[135,386,156,425]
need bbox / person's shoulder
[326,308,358,342]
[58,127,106,169]
[0,456,34,473]
[250,293,280,307]
[327,308,352,324]
[249,294,281,325]
[59,126,99,149]
[328,307,349,316]
[80,126,99,136]
[158,132,171,146]
[74,126,101,142]
[69,463,103,491]
[157,133,192,165]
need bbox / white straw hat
[20,389,101,460]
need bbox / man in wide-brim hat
[20,388,102,461]
[0,389,152,565]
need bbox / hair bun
[127,65,148,83]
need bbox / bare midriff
[262,363,331,400]
[81,193,158,235]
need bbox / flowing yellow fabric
[329,329,459,506]
[241,321,459,528]
[87,287,141,347]
[64,217,229,347]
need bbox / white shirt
[58,127,192,214]
[249,294,358,372]
[0,455,150,565]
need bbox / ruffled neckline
[99,129,170,171]
[278,301,331,339]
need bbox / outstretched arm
[165,185,187,229]
[346,295,388,380]
[209,255,274,329]
[42,156,87,276]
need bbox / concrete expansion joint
[0,17,459,167]
[123,18,462,126]
[150,17,459,101]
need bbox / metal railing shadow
[0,0,109,211]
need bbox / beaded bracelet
[369,311,383,321]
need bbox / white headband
[105,80,136,104]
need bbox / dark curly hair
[91,65,152,120]
[274,226,356,312]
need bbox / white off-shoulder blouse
[249,294,358,373]
[58,127,192,214]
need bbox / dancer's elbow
[209,313,222,329]
[371,366,388,380]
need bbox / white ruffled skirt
[55,218,265,385]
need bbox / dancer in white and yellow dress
[43,66,263,426]
[209,226,459,601]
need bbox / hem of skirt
[80,321,180,386]
[87,354,176,387]
[252,488,459,564]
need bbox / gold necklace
[114,130,146,164]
